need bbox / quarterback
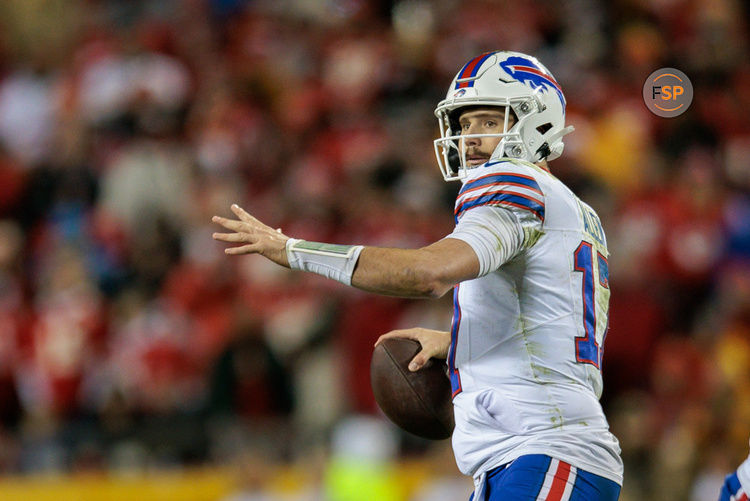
[213,51,623,500]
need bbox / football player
[213,50,623,500]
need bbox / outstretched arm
[212,204,479,298]
[350,240,477,298]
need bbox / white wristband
[286,239,364,286]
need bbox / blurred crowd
[0,0,748,499]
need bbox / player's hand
[212,204,290,267]
[375,328,451,372]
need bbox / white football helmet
[434,50,574,181]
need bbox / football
[370,338,455,440]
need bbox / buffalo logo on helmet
[499,56,566,108]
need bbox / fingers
[374,329,430,372]
[374,328,451,371]
[211,215,245,232]
[212,205,289,263]
[214,207,278,237]
[231,204,257,224]
[374,329,420,347]
[408,352,429,372]
[212,232,254,243]
[224,244,260,255]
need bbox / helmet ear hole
[536,123,552,134]
[535,123,553,159]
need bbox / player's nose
[463,132,481,147]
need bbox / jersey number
[573,242,609,370]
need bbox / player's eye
[485,120,498,128]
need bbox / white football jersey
[445,159,623,485]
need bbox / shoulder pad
[456,160,546,223]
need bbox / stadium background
[0,0,748,499]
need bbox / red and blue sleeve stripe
[455,191,545,222]
[458,173,542,197]
[455,52,495,89]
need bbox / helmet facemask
[434,98,542,182]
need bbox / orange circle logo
[643,68,693,117]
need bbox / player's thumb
[408,353,427,372]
